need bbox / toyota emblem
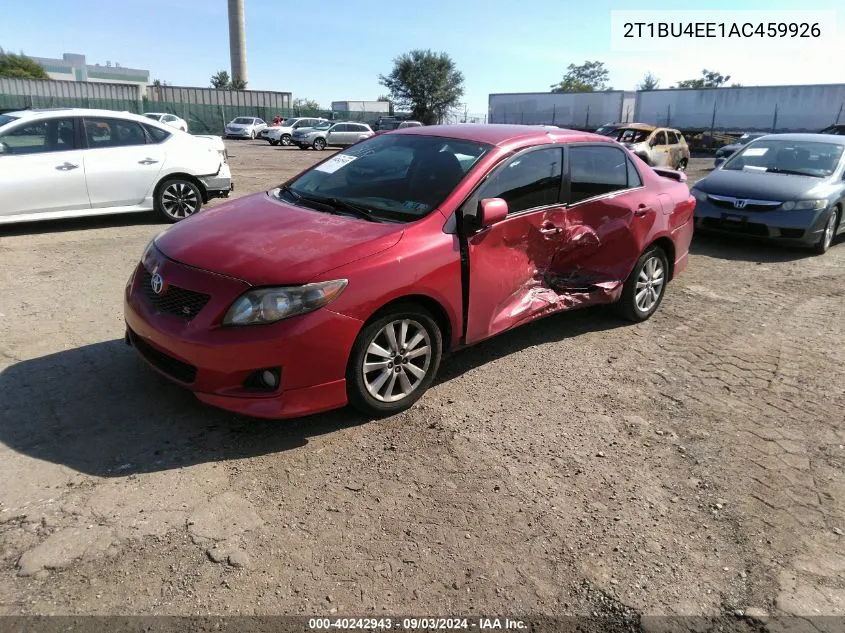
[733,199,748,209]
[150,273,164,295]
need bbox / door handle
[55,162,79,171]
[634,204,651,217]
[138,158,159,165]
[539,222,561,235]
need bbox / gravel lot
[1,140,843,626]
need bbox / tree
[637,71,660,91]
[230,77,247,90]
[550,60,611,93]
[210,70,231,89]
[675,69,731,89]
[0,49,49,80]
[293,97,321,115]
[378,49,465,125]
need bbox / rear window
[144,124,171,143]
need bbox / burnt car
[611,124,690,171]
[714,133,768,168]
[124,124,695,419]
[691,134,845,254]
[594,122,623,137]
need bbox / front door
[81,117,165,208]
[649,130,671,167]
[463,146,567,344]
[0,116,90,219]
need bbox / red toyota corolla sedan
[124,124,694,419]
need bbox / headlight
[222,279,348,326]
[691,188,708,202]
[781,199,827,211]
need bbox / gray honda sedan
[691,134,845,254]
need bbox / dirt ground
[1,140,843,628]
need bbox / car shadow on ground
[690,233,815,263]
[0,212,164,237]
[0,307,625,478]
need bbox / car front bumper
[123,254,363,419]
[693,198,830,246]
[225,129,252,138]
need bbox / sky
[2,0,844,116]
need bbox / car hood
[717,143,741,154]
[154,192,404,285]
[695,169,830,200]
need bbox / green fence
[1,93,388,135]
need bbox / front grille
[128,328,197,384]
[139,268,210,320]
[706,197,780,212]
[702,217,769,236]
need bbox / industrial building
[28,53,150,95]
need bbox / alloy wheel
[823,213,836,250]
[161,182,200,220]
[634,255,665,313]
[362,319,432,403]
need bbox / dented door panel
[465,206,568,343]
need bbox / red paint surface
[125,125,695,419]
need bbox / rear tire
[813,208,839,255]
[677,158,688,171]
[155,178,203,223]
[615,246,669,322]
[346,304,443,417]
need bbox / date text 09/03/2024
[308,618,527,630]
[623,21,821,38]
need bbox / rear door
[0,116,90,218]
[464,145,567,343]
[559,144,648,286]
[81,117,165,208]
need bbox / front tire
[313,137,326,151]
[677,158,688,171]
[281,134,292,146]
[155,178,203,223]
[346,304,443,417]
[813,208,839,255]
[615,246,669,322]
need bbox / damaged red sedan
[124,125,695,419]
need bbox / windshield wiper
[321,197,380,222]
[278,184,302,203]
[766,167,821,177]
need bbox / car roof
[392,123,612,147]
[2,107,174,128]
[751,133,845,145]
[617,123,656,132]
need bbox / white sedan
[143,112,189,133]
[224,116,267,139]
[0,108,232,225]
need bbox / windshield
[722,139,844,177]
[232,117,253,125]
[313,122,333,130]
[278,134,492,222]
[0,114,19,128]
[614,128,651,144]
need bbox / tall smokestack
[227,0,248,86]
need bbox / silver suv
[291,121,374,150]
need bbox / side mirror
[479,198,508,227]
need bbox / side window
[333,124,350,133]
[480,147,563,214]
[352,124,367,132]
[162,115,174,123]
[256,119,265,126]
[0,118,76,155]
[653,131,668,145]
[84,118,147,148]
[668,131,680,144]
[143,124,171,144]
[568,145,629,204]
